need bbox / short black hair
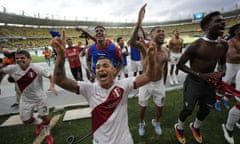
[150,26,162,35]
[95,25,105,31]
[97,56,114,66]
[16,50,31,58]
[200,11,221,31]
[229,23,240,37]
[116,37,123,43]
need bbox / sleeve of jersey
[2,66,8,73]
[36,64,50,78]
[76,81,92,101]
[120,77,136,92]
[2,65,14,74]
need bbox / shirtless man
[129,3,169,136]
[168,30,184,85]
[215,23,240,111]
[223,23,240,85]
[174,11,227,144]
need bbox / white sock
[43,125,50,136]
[178,119,184,130]
[33,116,42,125]
[223,96,229,101]
[194,118,201,129]
[226,106,240,131]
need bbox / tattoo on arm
[54,58,66,81]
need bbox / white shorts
[131,60,142,73]
[222,63,240,84]
[169,52,181,65]
[236,70,240,91]
[19,98,49,121]
[120,66,128,74]
[138,79,165,107]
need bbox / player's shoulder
[162,45,169,51]
[218,39,228,49]
[180,37,184,41]
[189,38,202,47]
[29,63,43,71]
[4,64,17,70]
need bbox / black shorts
[70,67,83,80]
[183,74,216,111]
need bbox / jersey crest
[92,86,124,133]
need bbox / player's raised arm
[133,42,161,88]
[51,30,78,94]
[129,3,147,51]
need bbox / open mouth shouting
[98,72,108,81]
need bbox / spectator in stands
[0,50,57,144]
[215,23,240,111]
[66,38,83,81]
[86,25,123,82]
[42,47,51,66]
[116,37,129,79]
[174,11,227,144]
[168,29,184,85]
[129,3,169,136]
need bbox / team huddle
[0,3,240,144]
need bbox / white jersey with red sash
[3,64,50,102]
[77,78,135,144]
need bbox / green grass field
[31,55,46,63]
[0,89,239,144]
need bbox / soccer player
[222,69,240,144]
[0,50,58,144]
[86,25,123,82]
[174,11,227,144]
[50,21,163,144]
[1,48,21,108]
[116,37,129,79]
[129,3,169,136]
[215,23,240,111]
[168,29,184,85]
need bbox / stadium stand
[0,8,240,50]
